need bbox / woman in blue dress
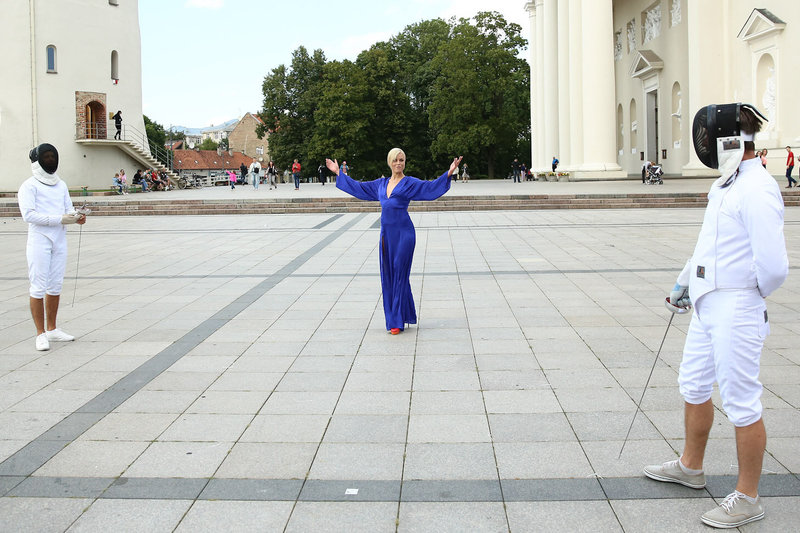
[326,149,462,334]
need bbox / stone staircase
[3,190,798,218]
[75,138,180,184]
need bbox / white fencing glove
[665,261,692,314]
[61,213,81,224]
[670,283,690,307]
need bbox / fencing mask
[692,103,766,185]
[29,143,59,174]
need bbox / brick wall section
[75,91,107,139]
[227,113,269,161]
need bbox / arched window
[46,45,57,73]
[671,82,682,148]
[111,50,119,82]
[757,53,776,132]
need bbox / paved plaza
[0,190,799,531]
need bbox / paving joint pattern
[0,204,798,532]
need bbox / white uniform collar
[31,161,61,186]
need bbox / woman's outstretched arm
[327,158,381,201]
[406,156,462,201]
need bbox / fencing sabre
[70,203,92,306]
[618,298,689,459]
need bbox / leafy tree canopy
[260,11,529,179]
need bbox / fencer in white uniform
[644,104,788,529]
[17,144,87,351]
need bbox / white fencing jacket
[18,163,74,243]
[679,157,788,303]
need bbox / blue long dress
[336,170,451,331]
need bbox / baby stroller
[645,164,663,185]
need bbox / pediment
[629,49,663,79]
[738,8,785,42]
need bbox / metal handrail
[75,121,174,171]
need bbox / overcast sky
[139,0,530,128]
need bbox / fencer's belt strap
[715,286,758,292]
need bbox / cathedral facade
[525,0,799,178]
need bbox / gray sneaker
[643,459,706,489]
[701,491,764,528]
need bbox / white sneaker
[35,333,50,351]
[45,328,75,342]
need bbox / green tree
[261,47,327,175]
[143,115,167,147]
[428,12,530,178]
[309,59,372,174]
[199,138,219,150]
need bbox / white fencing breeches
[27,231,67,298]
[678,289,768,427]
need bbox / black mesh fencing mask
[692,103,766,184]
[29,143,59,174]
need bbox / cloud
[185,0,224,9]
[331,31,394,60]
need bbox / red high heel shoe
[390,328,400,335]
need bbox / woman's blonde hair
[387,148,406,170]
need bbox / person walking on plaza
[461,163,469,182]
[318,162,327,185]
[113,110,122,140]
[552,156,559,173]
[511,158,521,182]
[292,159,302,190]
[759,149,768,169]
[18,144,88,351]
[327,149,461,335]
[785,146,796,187]
[228,170,236,189]
[249,160,261,189]
[266,161,277,190]
[643,104,787,529]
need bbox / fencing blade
[618,312,676,459]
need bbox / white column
[542,0,559,172]
[535,0,546,171]
[578,0,624,177]
[682,0,728,176]
[568,0,583,170]
[557,0,570,170]
[525,2,539,174]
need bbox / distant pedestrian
[760,149,768,169]
[119,168,128,194]
[249,160,261,189]
[292,159,302,190]
[461,163,469,182]
[266,161,277,189]
[318,163,327,185]
[511,158,521,182]
[552,156,559,173]
[785,146,796,188]
[228,170,236,189]
[113,110,122,140]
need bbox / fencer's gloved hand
[60,213,81,225]
[669,283,691,308]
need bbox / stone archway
[75,91,107,139]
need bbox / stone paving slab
[0,206,798,531]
